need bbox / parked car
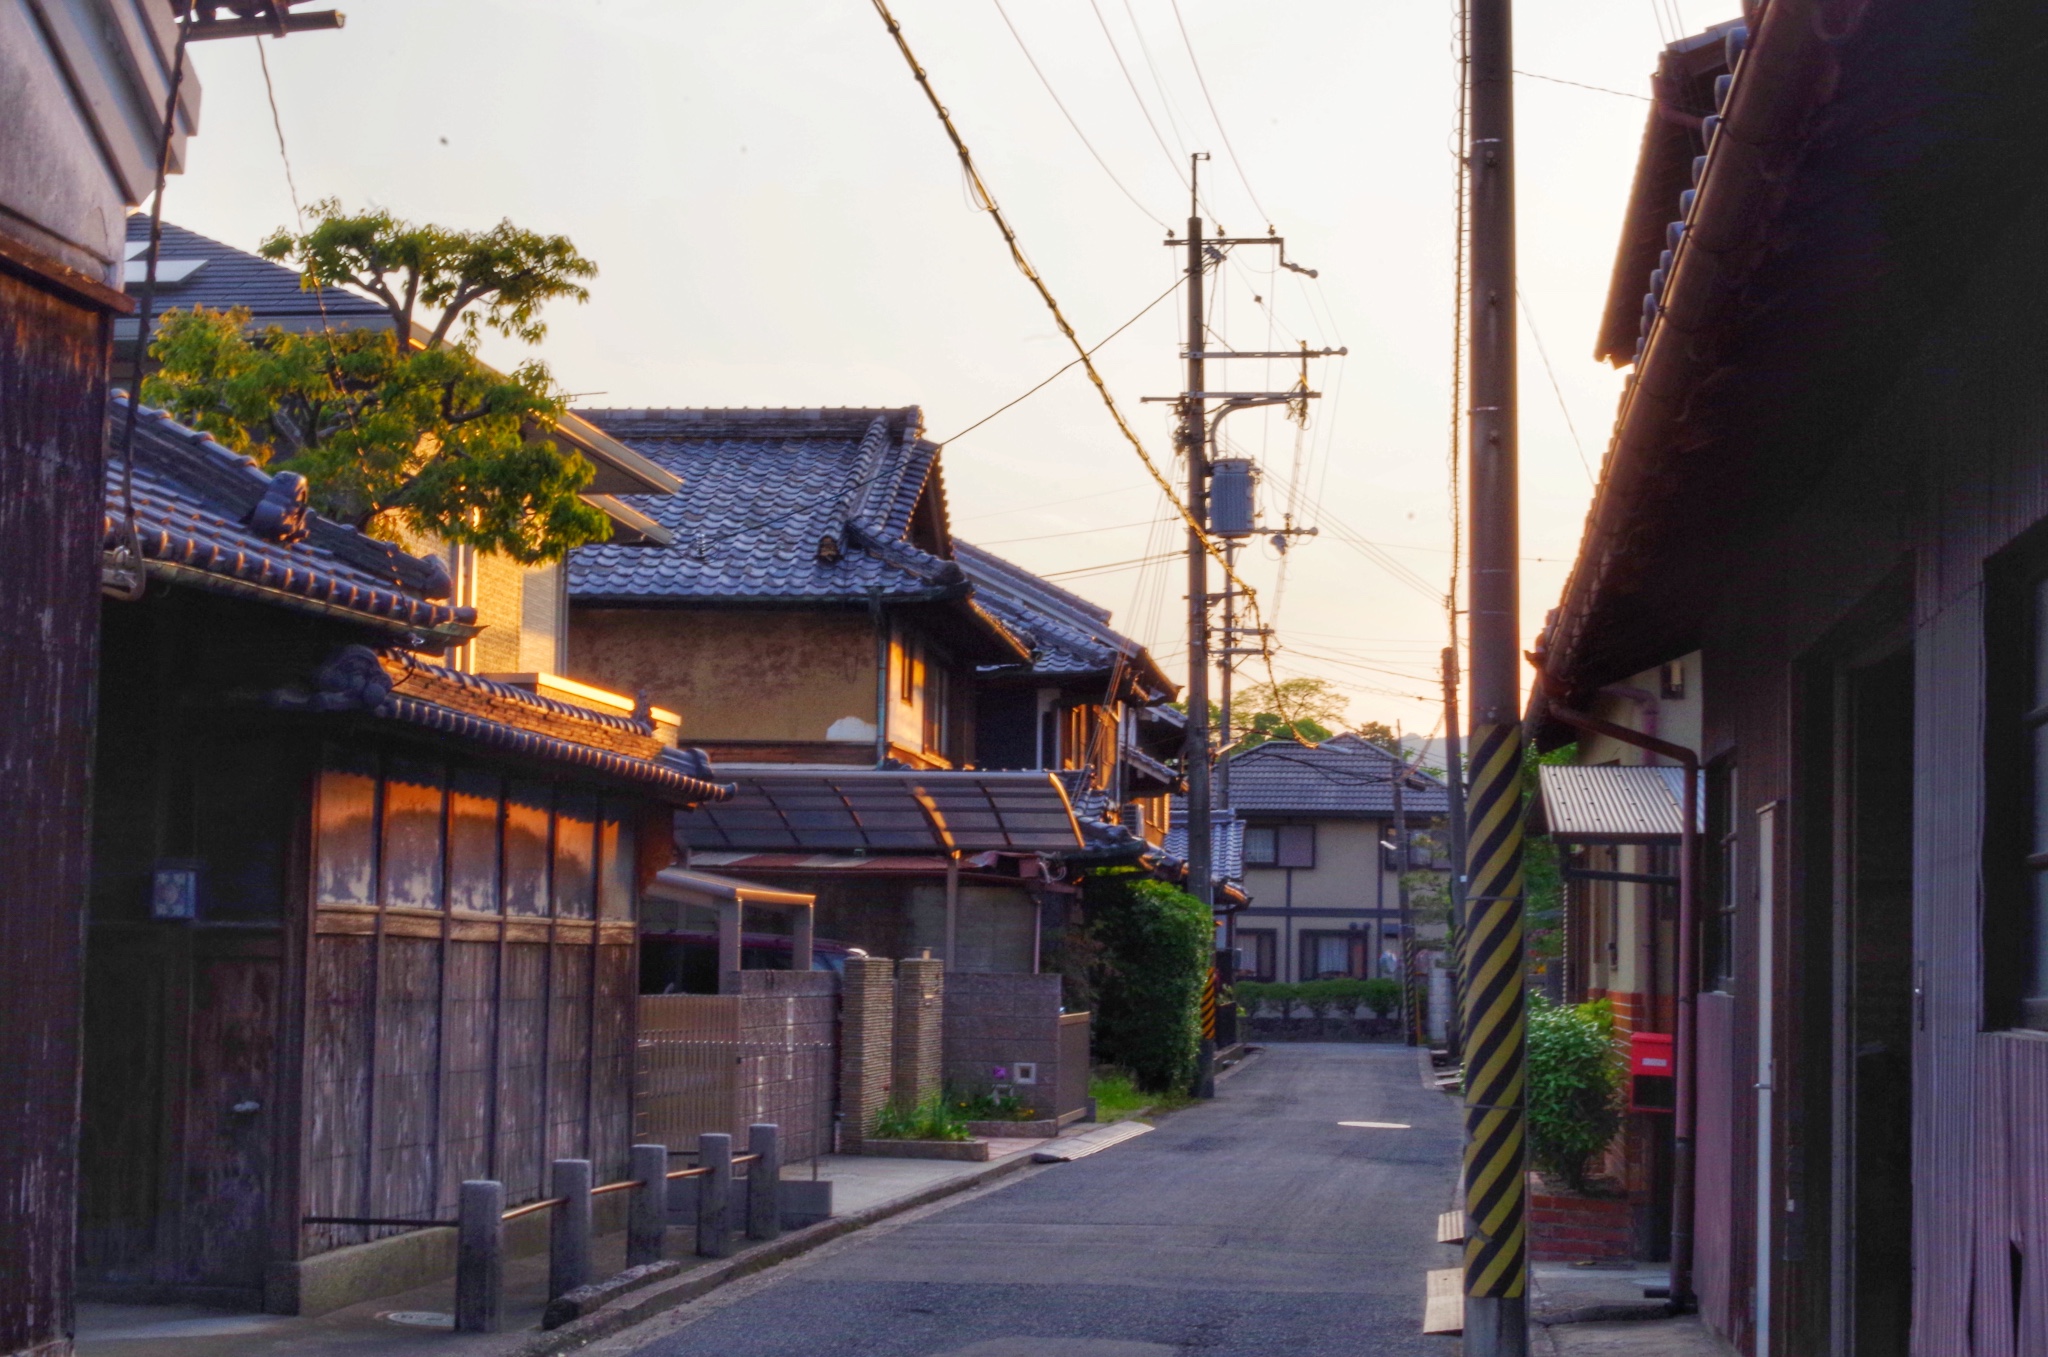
[639,930,860,994]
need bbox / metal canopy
[1535,764,1700,844]
[681,770,1083,854]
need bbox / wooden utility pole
[1181,156,1214,917]
[1443,645,1469,1061]
[1461,0,1528,1345]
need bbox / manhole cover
[379,1311,454,1328]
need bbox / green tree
[1526,994,1626,1193]
[1081,871,1212,1092]
[1224,676,1347,751]
[141,200,608,564]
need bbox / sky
[163,0,1724,736]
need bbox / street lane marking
[1338,1120,1412,1129]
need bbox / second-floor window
[1244,823,1315,868]
[1987,545,2048,1029]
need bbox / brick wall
[893,957,944,1108]
[837,956,894,1149]
[942,972,1064,1119]
[1529,1176,1636,1264]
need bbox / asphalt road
[601,1042,1465,1357]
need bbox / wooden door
[170,941,281,1294]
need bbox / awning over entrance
[680,770,1084,854]
[1534,764,1700,844]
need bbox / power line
[971,516,1166,547]
[990,0,1166,228]
[1041,548,1183,580]
[1168,0,1270,226]
[255,38,305,225]
[1120,0,1195,164]
[1518,286,1596,486]
[937,273,1182,443]
[1514,69,1652,101]
[1086,0,1196,200]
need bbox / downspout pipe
[1541,699,1699,1318]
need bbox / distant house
[118,217,679,677]
[79,399,729,1314]
[1217,734,1447,984]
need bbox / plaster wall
[569,607,878,745]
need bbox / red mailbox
[1628,1031,1675,1113]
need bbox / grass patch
[1090,1067,1198,1122]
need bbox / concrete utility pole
[1181,156,1215,917]
[1461,0,1528,1345]
[1442,644,1470,1062]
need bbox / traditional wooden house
[1531,1,2048,1350]
[79,400,728,1314]
[1,6,195,1353]
[119,216,681,675]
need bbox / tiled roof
[954,541,1176,700]
[123,216,390,329]
[106,396,474,638]
[1222,733,1450,816]
[1162,807,1247,886]
[566,408,971,604]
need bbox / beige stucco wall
[568,607,879,745]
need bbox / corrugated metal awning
[681,770,1084,854]
[645,868,813,909]
[1535,764,1700,844]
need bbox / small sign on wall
[1012,1062,1038,1086]
[151,862,200,920]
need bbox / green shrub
[1083,872,1212,1092]
[871,1092,971,1142]
[1526,995,1626,1192]
[1360,977,1402,1019]
[1234,980,1292,1018]
[947,1087,1035,1122]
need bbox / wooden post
[456,1179,504,1333]
[627,1143,667,1268]
[549,1158,591,1300]
[791,907,814,974]
[696,1133,733,1257]
[943,857,960,968]
[747,1124,782,1241]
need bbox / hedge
[1082,872,1212,1092]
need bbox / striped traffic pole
[1195,965,1219,1098]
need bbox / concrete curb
[507,1151,1042,1355]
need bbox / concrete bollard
[627,1143,669,1267]
[549,1158,592,1300]
[696,1133,733,1258]
[456,1179,504,1333]
[746,1124,782,1241]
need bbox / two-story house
[1219,734,1448,984]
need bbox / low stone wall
[1243,1015,1404,1042]
[942,972,1067,1119]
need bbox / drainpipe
[869,591,889,767]
[1542,699,1698,1317]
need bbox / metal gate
[637,975,838,1164]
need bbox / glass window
[504,780,552,916]
[381,756,446,910]
[448,766,502,914]
[598,804,638,921]
[315,749,378,906]
[1243,826,1277,866]
[1236,929,1277,980]
[1277,824,1317,869]
[553,788,597,919]
[1705,760,1738,993]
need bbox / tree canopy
[1223,676,1346,751]
[141,200,609,564]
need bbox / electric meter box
[1208,458,1257,537]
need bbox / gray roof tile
[124,217,390,329]
[1221,733,1450,816]
[954,541,1175,699]
[566,408,967,603]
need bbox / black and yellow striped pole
[1195,965,1219,1098]
[1462,0,1527,1347]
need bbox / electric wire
[1514,69,1652,101]
[255,38,304,224]
[1084,0,1203,208]
[1168,0,1269,226]
[990,0,1167,228]
[1518,286,1596,486]
[1120,0,1195,165]
[937,273,1182,444]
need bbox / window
[1244,824,1315,868]
[1987,546,2048,1028]
[1300,929,1366,980]
[1237,929,1277,981]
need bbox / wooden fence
[637,971,838,1164]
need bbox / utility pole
[1181,154,1214,918]
[1443,644,1469,1062]
[1462,0,1527,1344]
[1393,734,1413,1045]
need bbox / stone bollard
[696,1133,733,1258]
[746,1124,782,1241]
[549,1158,592,1300]
[628,1143,669,1267]
[456,1179,504,1333]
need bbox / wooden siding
[1695,992,1737,1337]
[0,260,111,1349]
[1658,174,2048,1353]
